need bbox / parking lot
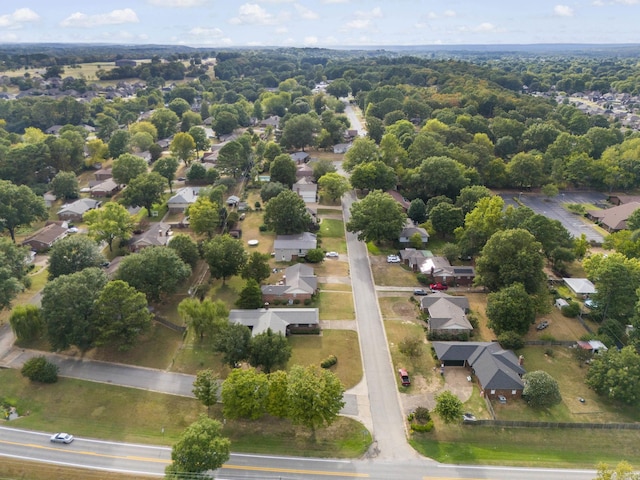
[499,191,607,244]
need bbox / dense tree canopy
[0,180,48,243]
[586,346,640,405]
[263,190,312,235]
[84,202,134,252]
[47,235,104,280]
[346,190,406,244]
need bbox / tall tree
[188,126,210,157]
[456,195,505,255]
[221,368,269,420]
[192,369,219,415]
[286,365,345,440]
[47,235,104,280]
[92,280,152,351]
[202,234,247,284]
[312,158,337,182]
[407,198,427,224]
[280,113,321,151]
[522,371,562,408]
[9,304,44,342]
[248,328,292,374]
[168,233,200,269]
[178,298,228,341]
[486,283,537,335]
[165,415,230,479]
[42,267,108,351]
[318,172,350,202]
[216,140,249,178]
[346,190,406,244]
[241,251,271,283]
[50,171,79,200]
[112,153,149,185]
[586,346,640,405]
[236,279,263,309]
[84,202,134,252]
[455,185,493,215]
[121,172,166,217]
[152,156,179,193]
[0,239,30,310]
[108,130,131,159]
[188,197,220,239]
[214,323,251,368]
[0,180,48,243]
[150,108,179,139]
[349,160,397,192]
[429,203,464,238]
[117,247,191,302]
[343,137,380,171]
[263,190,312,235]
[434,390,463,424]
[269,154,297,188]
[170,132,196,166]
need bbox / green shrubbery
[21,356,59,383]
[320,355,337,368]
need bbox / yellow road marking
[222,464,368,477]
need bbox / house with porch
[262,264,317,303]
[167,187,201,213]
[399,220,429,247]
[229,308,319,336]
[21,221,68,252]
[57,198,101,222]
[420,292,472,339]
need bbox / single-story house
[45,124,64,135]
[229,308,319,336]
[296,163,314,180]
[168,187,201,213]
[90,178,120,197]
[399,221,429,246]
[563,277,596,297]
[274,232,317,261]
[129,223,172,251]
[156,138,172,149]
[57,198,101,222]
[94,167,113,181]
[43,191,56,208]
[333,143,352,154]
[421,292,472,338]
[262,264,318,303]
[401,250,476,286]
[292,177,317,204]
[588,202,640,232]
[607,194,640,206]
[259,115,280,128]
[290,151,310,164]
[21,221,68,252]
[385,190,409,211]
[432,341,526,399]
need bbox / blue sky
[1,1,638,47]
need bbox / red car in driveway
[398,368,411,386]
[429,283,448,291]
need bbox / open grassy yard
[288,330,362,389]
[0,458,153,480]
[317,291,355,320]
[378,296,419,321]
[370,258,419,287]
[318,218,344,237]
[524,305,596,341]
[465,292,493,341]
[320,282,352,292]
[314,258,349,278]
[0,267,48,324]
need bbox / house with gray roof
[399,220,429,247]
[21,221,68,252]
[262,264,318,303]
[432,342,526,399]
[274,232,317,261]
[292,177,317,204]
[587,202,640,232]
[90,178,120,197]
[129,223,172,252]
[290,151,310,163]
[167,187,201,213]
[563,277,596,297]
[229,308,319,336]
[402,251,475,286]
[420,292,472,339]
[57,198,101,222]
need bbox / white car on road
[50,432,74,444]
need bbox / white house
[292,177,317,204]
[167,187,201,213]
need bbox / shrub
[413,406,431,423]
[259,224,268,232]
[398,336,423,358]
[303,298,312,306]
[545,348,555,357]
[21,356,59,383]
[410,420,434,432]
[293,299,301,305]
[466,312,479,330]
[416,273,430,285]
[497,331,525,350]
[320,355,338,368]
[305,248,325,263]
[561,301,581,318]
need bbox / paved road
[342,191,418,461]
[344,104,366,136]
[499,191,607,244]
[0,426,597,480]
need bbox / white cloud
[443,10,457,17]
[304,36,318,45]
[295,4,319,20]
[322,0,349,3]
[189,27,225,38]
[346,18,371,29]
[146,0,207,6]
[60,9,139,28]
[427,11,438,19]
[0,8,40,28]
[459,22,502,33]
[229,3,277,25]
[0,32,19,41]
[346,6,382,29]
[614,0,639,3]
[554,5,574,16]
[275,26,288,33]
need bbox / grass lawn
[288,330,362,389]
[0,267,48,324]
[0,458,152,480]
[317,291,355,320]
[169,329,230,375]
[523,306,595,342]
[318,218,344,237]
[378,296,419,321]
[370,259,419,287]
[465,292,493,342]
[320,236,347,253]
[320,283,352,292]
[314,258,349,278]
[410,421,640,468]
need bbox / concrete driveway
[499,191,607,244]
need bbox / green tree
[475,228,545,294]
[0,180,48,242]
[192,369,219,415]
[0,240,30,310]
[9,305,44,342]
[168,233,200,269]
[248,328,292,373]
[221,367,269,420]
[280,113,321,151]
[241,251,271,283]
[214,323,251,367]
[117,247,191,302]
[236,279,263,309]
[202,234,247,284]
[121,172,166,217]
[168,97,191,117]
[269,154,297,188]
[343,137,380,171]
[217,140,249,178]
[407,198,427,224]
[586,346,640,405]
[42,267,108,351]
[286,364,345,440]
[522,371,562,408]
[48,235,104,280]
[165,415,230,479]
[129,121,158,141]
[594,461,640,480]
[188,197,220,239]
[129,131,155,153]
[212,111,239,136]
[260,181,286,203]
[486,283,537,335]
[150,108,179,139]
[346,190,406,244]
[507,152,545,188]
[188,126,210,157]
[349,160,397,192]
[21,356,59,384]
[455,185,492,215]
[318,172,350,202]
[266,370,290,418]
[312,158,337,182]
[263,190,312,235]
[429,203,464,238]
[112,153,149,185]
[84,202,134,252]
[178,298,229,341]
[51,171,79,200]
[170,132,196,166]
[108,130,131,159]
[434,390,463,424]
[152,156,179,193]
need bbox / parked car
[536,321,549,331]
[50,433,74,444]
[497,395,507,404]
[584,298,597,309]
[326,251,339,258]
[387,255,401,263]
[462,412,477,422]
[67,227,79,233]
[398,368,411,386]
[429,282,448,291]
[413,288,428,296]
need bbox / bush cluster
[320,355,338,369]
[410,420,434,432]
[21,356,59,383]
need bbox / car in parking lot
[429,282,448,291]
[413,288,428,296]
[387,255,401,263]
[536,320,549,331]
[50,433,74,444]
[326,251,339,258]
[398,368,411,386]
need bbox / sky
[0,0,639,48]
